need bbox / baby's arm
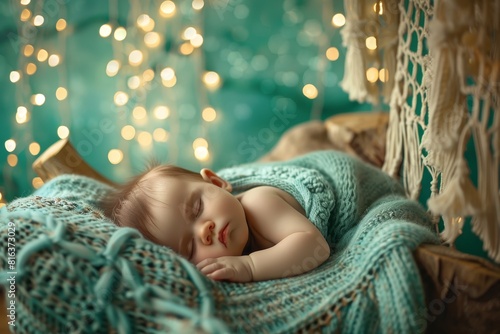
[198,187,330,281]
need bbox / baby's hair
[101,163,202,244]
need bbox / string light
[132,106,147,120]
[48,54,60,67]
[26,63,37,75]
[137,14,155,32]
[192,137,208,149]
[7,154,18,167]
[29,142,40,155]
[302,84,318,99]
[56,87,68,100]
[114,27,127,41]
[192,0,204,10]
[161,67,175,80]
[153,106,170,119]
[179,42,194,55]
[20,0,31,5]
[202,71,221,90]
[56,19,67,31]
[128,76,141,89]
[137,131,152,146]
[194,146,209,161]
[108,149,124,164]
[23,45,34,56]
[202,107,217,122]
[191,34,204,47]
[100,24,112,37]
[37,49,48,62]
[106,60,120,76]
[20,9,31,21]
[121,125,136,140]
[31,93,45,106]
[373,1,384,15]
[159,1,176,18]
[142,69,155,81]
[379,68,389,82]
[144,32,161,48]
[183,27,197,40]
[10,71,21,83]
[5,139,16,152]
[326,47,339,61]
[153,128,169,142]
[365,36,377,50]
[57,126,70,139]
[32,177,44,189]
[331,14,346,27]
[162,76,177,87]
[366,67,379,83]
[16,106,29,124]
[33,15,44,26]
[128,50,144,66]
[114,91,129,106]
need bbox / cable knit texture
[0,150,438,333]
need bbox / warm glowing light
[179,42,194,55]
[56,19,67,31]
[161,67,175,80]
[37,49,48,62]
[137,14,155,32]
[194,146,209,161]
[202,71,221,90]
[48,54,60,67]
[379,68,389,82]
[192,137,208,149]
[7,154,18,167]
[133,106,147,120]
[154,106,170,120]
[190,34,204,47]
[153,128,169,142]
[137,132,152,146]
[33,15,44,26]
[192,0,204,10]
[5,139,16,152]
[29,142,40,155]
[10,71,21,83]
[160,1,176,17]
[366,67,379,83]
[162,76,177,87]
[143,69,155,81]
[16,106,29,124]
[332,13,346,27]
[128,76,141,89]
[31,93,45,106]
[121,125,136,140]
[326,47,339,61]
[20,0,31,5]
[57,126,70,139]
[114,27,127,41]
[183,27,197,40]
[24,44,34,56]
[366,36,377,50]
[26,63,37,75]
[373,1,384,15]
[106,60,120,76]
[144,32,161,48]
[0,192,2,201]
[99,24,112,37]
[56,87,68,100]
[129,50,143,66]
[302,84,318,99]
[32,177,44,189]
[20,9,31,21]
[202,107,217,122]
[108,149,124,165]
[114,91,129,106]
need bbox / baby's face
[147,169,249,264]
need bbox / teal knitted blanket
[0,150,439,333]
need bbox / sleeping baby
[102,150,409,282]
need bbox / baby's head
[103,164,249,264]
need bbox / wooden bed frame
[2,113,499,333]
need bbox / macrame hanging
[341,0,500,262]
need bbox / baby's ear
[200,168,232,191]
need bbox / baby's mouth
[218,223,229,248]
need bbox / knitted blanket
[0,150,439,333]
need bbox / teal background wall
[0,0,492,262]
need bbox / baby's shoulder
[237,186,305,215]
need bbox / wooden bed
[1,112,499,333]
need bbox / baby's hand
[196,256,255,282]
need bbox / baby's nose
[199,221,215,245]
